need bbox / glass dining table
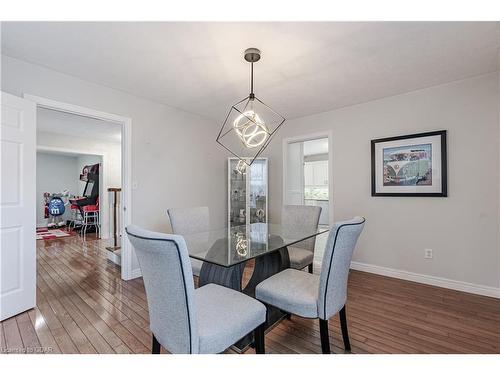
[182,222,329,352]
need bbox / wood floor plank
[61,241,148,305]
[2,316,23,353]
[0,321,6,351]
[33,286,79,354]
[36,273,97,354]
[35,256,121,353]
[37,249,150,352]
[113,344,131,354]
[37,242,148,354]
[37,258,127,353]
[41,251,149,327]
[27,309,61,354]
[27,233,500,354]
[119,318,152,348]
[108,322,149,353]
[16,312,41,352]
[41,246,150,323]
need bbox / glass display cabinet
[228,158,268,227]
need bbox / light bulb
[233,109,269,148]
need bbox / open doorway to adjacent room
[283,133,333,226]
[35,106,124,268]
[283,132,333,271]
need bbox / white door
[1,92,36,321]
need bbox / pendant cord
[250,62,254,96]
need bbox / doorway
[283,132,333,226]
[283,132,333,272]
[25,95,134,280]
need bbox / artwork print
[371,131,447,197]
[383,143,432,186]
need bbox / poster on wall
[371,130,447,197]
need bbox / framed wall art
[371,130,447,197]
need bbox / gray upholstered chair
[167,206,209,277]
[255,216,365,354]
[282,205,322,273]
[126,225,266,354]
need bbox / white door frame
[282,131,334,225]
[24,94,135,280]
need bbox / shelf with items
[228,158,268,227]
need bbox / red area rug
[36,227,73,241]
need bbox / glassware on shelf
[228,157,268,227]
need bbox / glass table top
[183,223,329,268]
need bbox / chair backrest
[282,205,322,251]
[167,206,210,235]
[125,225,199,354]
[317,216,365,320]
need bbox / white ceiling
[2,22,499,121]
[37,107,122,143]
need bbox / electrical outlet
[424,248,433,259]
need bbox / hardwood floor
[1,234,499,354]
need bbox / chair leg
[253,323,265,354]
[96,213,100,239]
[152,335,161,354]
[308,263,313,274]
[319,319,331,354]
[339,305,351,352]
[97,213,101,239]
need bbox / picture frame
[371,130,447,197]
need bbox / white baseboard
[120,267,142,281]
[130,268,142,279]
[350,261,500,299]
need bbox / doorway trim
[282,131,334,225]
[24,94,135,280]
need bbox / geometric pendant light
[216,48,286,166]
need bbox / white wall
[497,59,500,293]
[36,152,78,226]
[262,73,500,291]
[2,55,227,275]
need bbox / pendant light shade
[216,48,285,166]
